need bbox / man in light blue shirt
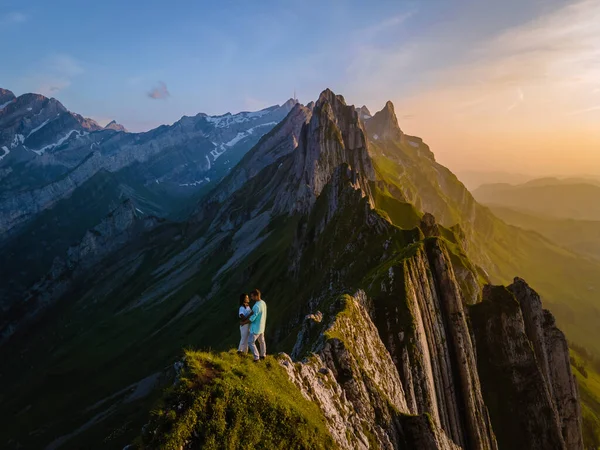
[248,288,267,361]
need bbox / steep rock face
[469,282,583,450]
[508,278,584,450]
[207,102,312,205]
[0,89,15,107]
[281,292,459,450]
[364,100,403,142]
[356,105,372,120]
[368,238,497,449]
[274,89,375,215]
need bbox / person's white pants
[238,324,250,353]
[249,332,266,360]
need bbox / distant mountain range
[473,178,600,221]
[0,87,295,308]
[489,205,600,261]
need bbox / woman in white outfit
[237,293,252,354]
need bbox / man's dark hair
[239,293,248,306]
[250,289,261,299]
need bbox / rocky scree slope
[0,89,586,449]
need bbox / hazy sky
[1,0,599,176]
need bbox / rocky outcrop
[0,88,15,106]
[420,212,441,237]
[509,278,584,450]
[469,281,583,450]
[208,102,312,205]
[104,120,127,132]
[274,89,375,215]
[367,238,497,450]
[281,292,460,450]
[364,100,403,142]
[356,105,372,120]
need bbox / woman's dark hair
[239,293,249,306]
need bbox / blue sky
[2,0,599,175]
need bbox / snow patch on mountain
[0,100,13,111]
[204,107,275,128]
[179,177,211,187]
[32,130,88,155]
[0,146,9,161]
[26,119,51,138]
[10,134,25,148]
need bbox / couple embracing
[237,289,267,362]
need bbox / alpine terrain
[0,89,597,449]
[0,87,296,319]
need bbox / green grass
[139,349,336,450]
[570,350,600,449]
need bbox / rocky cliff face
[282,248,582,449]
[282,292,460,450]
[468,280,583,450]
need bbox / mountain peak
[316,88,347,108]
[364,100,403,141]
[281,98,298,110]
[356,105,372,120]
[0,88,15,106]
[104,120,128,132]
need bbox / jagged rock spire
[274,88,375,214]
[364,100,403,141]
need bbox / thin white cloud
[362,12,414,36]
[507,87,525,111]
[34,54,85,96]
[567,105,600,116]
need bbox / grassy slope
[487,205,600,261]
[571,350,600,449]
[140,350,335,450]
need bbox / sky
[1,0,599,176]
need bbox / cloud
[47,54,84,77]
[2,11,27,24]
[507,87,525,111]
[147,81,170,100]
[32,54,85,96]
[365,0,600,175]
[362,12,414,36]
[567,105,600,116]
